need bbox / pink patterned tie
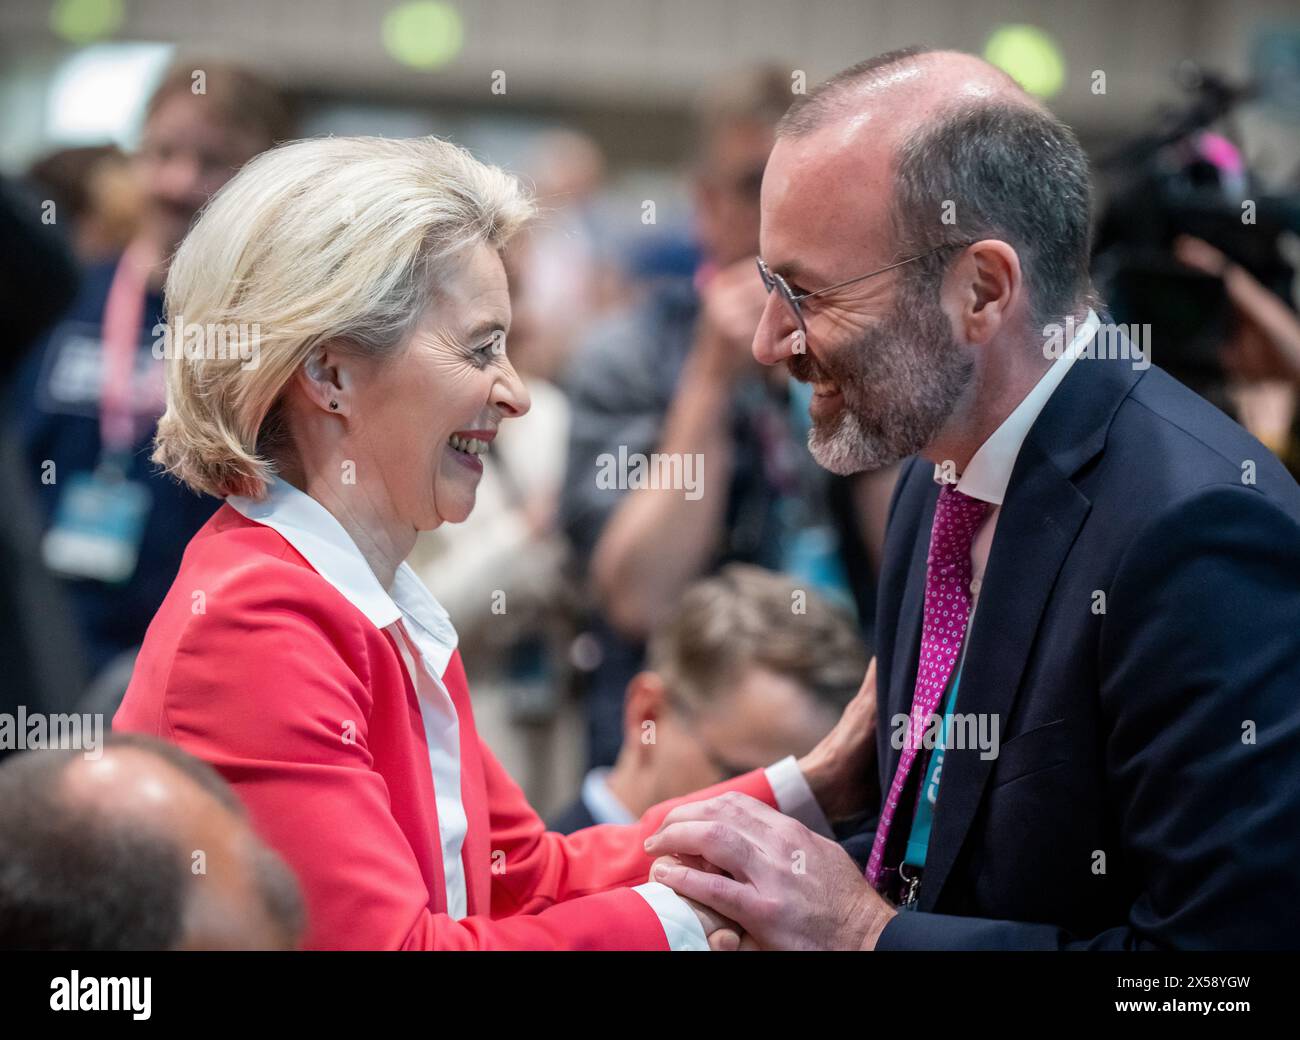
[866,483,990,892]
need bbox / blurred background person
[1174,232,1300,478]
[0,733,304,950]
[560,65,865,772]
[511,128,620,382]
[6,59,291,700]
[0,174,88,742]
[25,143,143,264]
[549,564,868,832]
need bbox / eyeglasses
[756,243,971,337]
[664,691,755,782]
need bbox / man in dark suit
[643,47,1300,950]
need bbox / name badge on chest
[43,464,151,583]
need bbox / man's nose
[752,293,800,366]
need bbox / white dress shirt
[228,478,830,949]
[580,767,637,826]
[950,309,1101,616]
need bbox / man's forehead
[759,127,896,276]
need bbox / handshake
[642,660,900,951]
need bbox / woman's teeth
[448,433,490,456]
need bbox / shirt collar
[227,479,458,663]
[581,767,636,826]
[953,309,1100,506]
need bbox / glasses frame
[756,242,972,336]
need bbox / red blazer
[115,505,779,949]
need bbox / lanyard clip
[898,863,922,909]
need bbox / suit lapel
[882,484,937,791]
[912,354,1146,910]
[918,440,1090,910]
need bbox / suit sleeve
[126,574,744,950]
[481,738,780,916]
[879,484,1300,950]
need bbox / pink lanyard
[99,240,156,458]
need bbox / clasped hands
[643,658,898,951]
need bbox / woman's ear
[294,344,348,416]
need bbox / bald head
[762,47,1092,335]
[0,735,303,950]
[779,47,1039,141]
[751,48,1095,476]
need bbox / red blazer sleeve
[481,739,779,916]
[116,570,725,951]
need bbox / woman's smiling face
[349,243,530,530]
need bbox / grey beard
[803,280,972,475]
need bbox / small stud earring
[329,400,339,410]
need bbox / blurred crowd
[3,52,1300,950]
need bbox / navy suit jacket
[547,797,599,836]
[868,354,1300,950]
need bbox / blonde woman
[114,136,875,950]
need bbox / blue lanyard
[903,663,963,870]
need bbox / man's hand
[666,852,745,950]
[644,791,897,950]
[798,657,879,822]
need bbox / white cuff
[633,882,709,951]
[765,755,834,839]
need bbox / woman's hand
[796,657,879,822]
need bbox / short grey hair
[779,49,1094,327]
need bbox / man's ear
[946,239,1023,346]
[623,672,667,750]
[293,343,348,416]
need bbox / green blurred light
[50,0,123,44]
[383,1,463,70]
[983,24,1066,99]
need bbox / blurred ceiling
[1,0,1295,132]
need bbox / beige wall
[1,0,1293,133]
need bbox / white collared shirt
[581,767,637,826]
[946,309,1101,612]
[228,479,472,918]
[228,479,831,948]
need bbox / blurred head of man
[604,565,867,816]
[752,48,1095,475]
[136,60,291,261]
[692,66,794,268]
[0,733,303,950]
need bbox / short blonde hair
[153,135,534,499]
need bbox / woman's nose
[494,362,531,419]
[752,293,801,367]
